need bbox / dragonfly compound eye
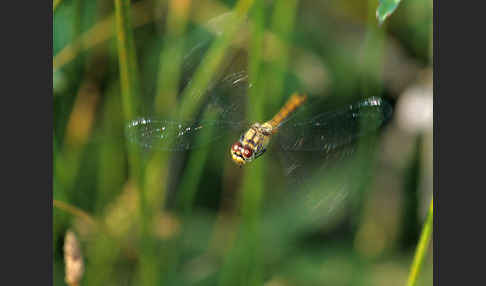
[232,142,242,152]
[242,147,253,158]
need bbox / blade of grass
[53,199,98,227]
[155,0,191,114]
[113,0,144,208]
[266,0,299,106]
[363,0,385,99]
[141,0,193,233]
[150,1,254,218]
[114,0,140,121]
[113,0,145,225]
[54,82,99,211]
[145,2,254,284]
[146,0,193,219]
[176,112,218,215]
[219,2,265,285]
[149,2,256,285]
[406,198,433,286]
[346,0,387,230]
[113,1,156,285]
[238,1,266,285]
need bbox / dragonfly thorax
[230,122,273,166]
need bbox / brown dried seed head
[64,230,84,285]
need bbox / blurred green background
[53,0,433,285]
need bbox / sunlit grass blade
[406,198,433,286]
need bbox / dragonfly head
[230,141,253,166]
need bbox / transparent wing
[260,97,394,235]
[276,97,392,152]
[125,118,245,151]
[272,96,393,190]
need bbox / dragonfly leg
[254,148,266,160]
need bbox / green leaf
[376,0,402,25]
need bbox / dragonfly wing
[202,69,249,123]
[272,96,393,190]
[126,118,244,151]
[276,97,392,152]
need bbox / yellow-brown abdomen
[268,93,307,129]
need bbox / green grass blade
[406,198,433,286]
[177,112,218,215]
[219,2,266,285]
[113,0,143,196]
[238,3,266,284]
[144,0,193,230]
[113,2,155,284]
[362,0,385,99]
[267,0,299,105]
[155,0,191,114]
[114,0,140,121]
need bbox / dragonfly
[125,17,393,179]
[120,14,396,230]
[126,91,391,168]
[229,93,307,166]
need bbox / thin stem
[406,198,434,286]
[53,199,98,228]
[114,0,140,121]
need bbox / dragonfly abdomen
[268,93,307,129]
